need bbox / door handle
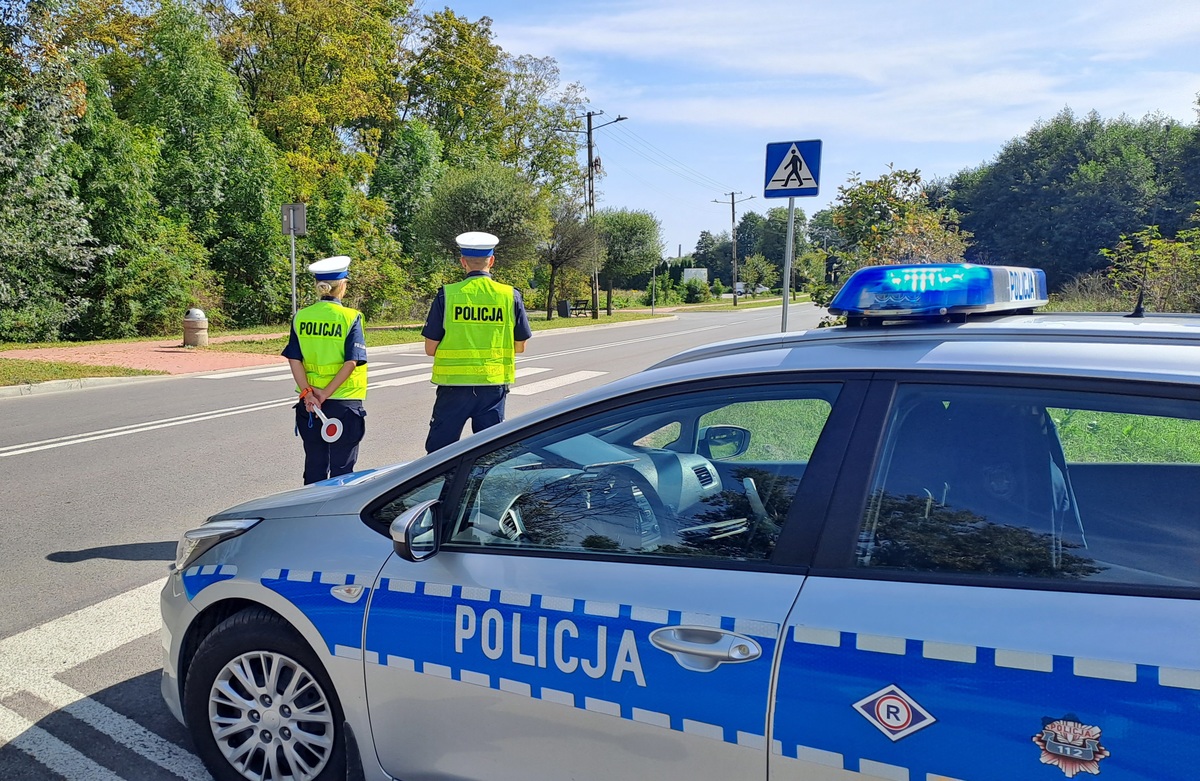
[649,626,762,672]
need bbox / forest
[4,0,1200,343]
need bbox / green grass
[1052,408,1200,464]
[0,359,163,386]
[685,294,809,312]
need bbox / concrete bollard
[183,308,209,347]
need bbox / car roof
[639,311,1200,387]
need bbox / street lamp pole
[585,110,626,318]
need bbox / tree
[125,2,286,325]
[402,9,505,166]
[950,109,1191,288]
[593,208,662,314]
[0,2,96,342]
[739,253,779,295]
[370,118,445,254]
[497,54,586,194]
[66,64,215,338]
[415,160,549,295]
[735,211,765,260]
[831,165,970,275]
[693,229,732,285]
[539,199,598,319]
[200,0,408,159]
[1102,223,1200,313]
[760,205,807,263]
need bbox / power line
[609,122,735,192]
[600,130,729,193]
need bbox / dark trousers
[425,385,508,453]
[295,402,366,484]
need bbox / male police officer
[423,232,532,453]
[283,255,369,483]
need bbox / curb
[0,373,178,399]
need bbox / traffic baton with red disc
[312,406,344,443]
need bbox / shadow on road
[47,541,176,563]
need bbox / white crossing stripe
[508,370,606,395]
[0,705,125,781]
[198,364,291,379]
[0,579,211,779]
[255,362,426,381]
[369,366,551,389]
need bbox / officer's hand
[311,388,328,408]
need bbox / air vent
[693,466,714,487]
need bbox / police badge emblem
[1033,714,1110,777]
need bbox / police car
[162,264,1200,781]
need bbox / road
[0,306,820,780]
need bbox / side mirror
[698,425,751,460]
[389,499,440,562]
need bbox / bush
[683,278,711,303]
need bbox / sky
[436,0,1200,257]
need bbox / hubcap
[207,651,334,781]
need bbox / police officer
[423,232,532,453]
[283,255,369,483]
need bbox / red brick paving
[0,334,288,375]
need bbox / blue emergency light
[828,263,1049,321]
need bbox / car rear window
[856,384,1200,590]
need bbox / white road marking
[369,366,551,389]
[520,323,731,363]
[256,362,424,381]
[0,580,163,688]
[0,705,125,781]
[197,364,292,379]
[508,371,606,395]
[0,399,295,458]
[0,579,211,779]
[0,398,287,456]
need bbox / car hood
[207,463,409,521]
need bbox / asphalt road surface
[0,306,821,780]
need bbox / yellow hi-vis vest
[432,276,516,385]
[294,300,367,399]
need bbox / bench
[571,299,590,316]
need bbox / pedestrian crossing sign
[764,140,821,198]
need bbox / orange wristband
[299,387,313,400]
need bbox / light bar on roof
[828,263,1049,320]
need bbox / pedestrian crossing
[199,358,609,395]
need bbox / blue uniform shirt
[421,271,533,343]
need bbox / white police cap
[308,255,351,281]
[456,231,499,258]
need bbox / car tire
[183,607,347,781]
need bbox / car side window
[447,383,841,562]
[857,385,1200,589]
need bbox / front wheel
[183,608,346,781]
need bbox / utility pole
[713,191,754,306]
[585,110,626,318]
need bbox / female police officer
[283,255,369,484]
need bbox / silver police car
[162,264,1200,781]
